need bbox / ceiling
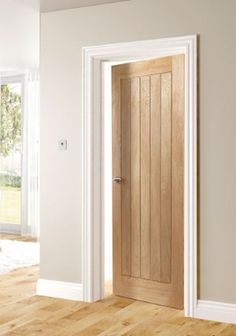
[40,0,129,13]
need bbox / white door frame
[82,35,197,318]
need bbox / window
[0,76,23,232]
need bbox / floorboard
[0,234,235,335]
[0,233,38,242]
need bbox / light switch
[58,139,67,150]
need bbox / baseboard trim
[37,278,83,301]
[36,281,236,324]
[196,300,236,324]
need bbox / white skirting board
[196,300,236,324]
[36,281,236,324]
[37,279,83,301]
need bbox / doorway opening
[103,54,185,310]
[83,35,197,317]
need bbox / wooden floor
[0,235,236,335]
[0,233,38,242]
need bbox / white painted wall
[0,0,39,69]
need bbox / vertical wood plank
[131,77,141,278]
[121,78,131,276]
[160,72,172,283]
[150,74,161,282]
[140,76,151,280]
[172,55,184,308]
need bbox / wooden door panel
[150,74,161,283]
[112,55,184,309]
[171,56,185,308]
[121,78,131,276]
[140,76,151,280]
[130,77,141,279]
[160,72,172,284]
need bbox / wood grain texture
[0,246,234,336]
[171,54,185,308]
[112,55,185,308]
[150,74,161,282]
[0,233,38,242]
[160,72,172,284]
[121,78,131,276]
[130,77,141,278]
[140,76,151,280]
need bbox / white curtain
[21,70,40,237]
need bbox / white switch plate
[58,139,67,150]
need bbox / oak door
[112,55,184,309]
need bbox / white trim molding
[37,279,83,301]
[196,300,236,324]
[82,35,198,317]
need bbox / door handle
[113,176,122,183]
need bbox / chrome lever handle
[113,176,122,183]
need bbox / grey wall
[41,0,236,303]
